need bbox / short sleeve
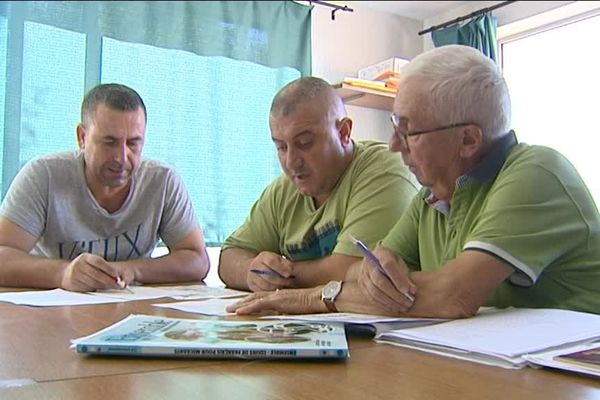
[465,151,593,286]
[221,183,280,254]
[158,168,200,246]
[0,158,49,238]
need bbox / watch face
[323,281,342,299]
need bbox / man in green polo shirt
[218,77,418,292]
[228,45,600,317]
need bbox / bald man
[218,77,418,292]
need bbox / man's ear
[337,117,353,146]
[76,124,86,150]
[459,124,483,158]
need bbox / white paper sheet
[0,288,124,306]
[165,285,248,300]
[152,297,244,316]
[0,285,248,306]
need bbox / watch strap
[323,297,338,313]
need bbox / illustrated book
[71,314,349,360]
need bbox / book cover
[555,346,600,370]
[524,342,600,378]
[71,314,349,360]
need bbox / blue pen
[350,235,414,303]
[250,269,295,279]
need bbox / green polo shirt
[382,132,600,314]
[223,140,418,261]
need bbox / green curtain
[431,12,498,62]
[0,1,312,245]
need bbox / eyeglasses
[390,113,471,152]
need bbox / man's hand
[226,287,324,315]
[357,246,416,314]
[246,251,295,292]
[60,253,129,292]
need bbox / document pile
[375,307,600,371]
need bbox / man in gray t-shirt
[0,83,209,292]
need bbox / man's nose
[285,147,302,170]
[113,142,127,163]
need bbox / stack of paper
[375,308,600,369]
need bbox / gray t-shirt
[0,151,199,261]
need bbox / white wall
[309,1,576,142]
[311,5,423,141]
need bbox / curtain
[0,1,312,246]
[431,12,498,62]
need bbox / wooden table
[1,295,600,400]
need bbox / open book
[375,308,600,370]
[71,314,348,360]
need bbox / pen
[250,269,295,279]
[116,276,134,294]
[350,235,415,303]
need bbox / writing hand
[246,251,295,292]
[61,253,128,292]
[357,246,416,314]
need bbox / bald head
[270,77,346,123]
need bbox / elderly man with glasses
[228,45,600,317]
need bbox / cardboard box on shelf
[358,57,410,81]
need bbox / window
[500,4,600,207]
[21,22,85,164]
[0,15,6,168]
[0,1,311,246]
[101,37,299,245]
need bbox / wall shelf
[334,83,395,111]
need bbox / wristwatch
[321,280,343,313]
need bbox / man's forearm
[292,254,361,288]
[0,246,67,288]
[218,247,256,290]
[127,248,209,284]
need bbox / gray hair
[81,83,147,125]
[400,45,511,141]
[270,76,346,120]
